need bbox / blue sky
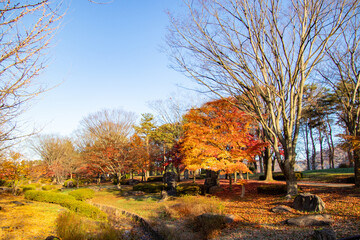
[22,0,197,137]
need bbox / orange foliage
[181,98,266,174]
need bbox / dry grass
[0,193,64,240]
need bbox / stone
[270,205,293,213]
[293,193,325,212]
[208,186,224,194]
[163,172,177,196]
[312,228,336,240]
[286,214,334,226]
[160,190,168,201]
[11,201,25,206]
[204,170,220,193]
[45,236,61,240]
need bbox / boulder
[270,205,293,213]
[312,228,336,240]
[45,236,61,240]
[286,214,334,226]
[163,172,177,196]
[293,193,325,212]
[160,190,168,201]
[11,201,25,206]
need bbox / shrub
[56,211,123,240]
[188,213,229,239]
[338,163,349,168]
[257,185,287,195]
[259,172,302,181]
[69,188,95,201]
[42,185,58,191]
[133,183,164,193]
[20,184,37,192]
[176,183,201,196]
[0,179,6,186]
[24,190,106,220]
[64,179,77,188]
[147,176,163,182]
[164,196,224,219]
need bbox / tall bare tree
[167,0,358,195]
[32,135,77,184]
[320,12,360,186]
[77,109,136,187]
[0,1,62,150]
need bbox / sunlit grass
[0,193,64,240]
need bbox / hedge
[176,183,201,196]
[133,183,164,193]
[69,188,95,201]
[63,179,77,188]
[20,184,38,192]
[147,176,163,182]
[24,190,106,220]
[259,172,303,181]
[42,185,58,191]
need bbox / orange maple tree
[181,98,266,190]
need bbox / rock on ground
[293,193,325,212]
[285,214,334,227]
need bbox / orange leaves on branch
[181,98,266,174]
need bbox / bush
[338,163,349,168]
[257,185,288,195]
[259,172,302,181]
[188,213,229,239]
[133,183,164,193]
[64,179,77,188]
[147,176,163,182]
[0,179,6,186]
[56,211,123,240]
[176,183,201,196]
[69,188,95,201]
[20,184,37,192]
[24,190,106,220]
[42,185,58,191]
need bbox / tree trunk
[117,173,122,189]
[229,174,232,191]
[354,149,360,187]
[318,129,324,170]
[304,124,311,170]
[310,127,317,170]
[264,147,273,181]
[279,158,298,197]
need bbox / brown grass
[0,193,64,240]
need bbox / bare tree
[0,1,62,150]
[32,135,77,184]
[167,0,358,196]
[77,109,136,187]
[320,12,360,186]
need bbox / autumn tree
[181,98,265,192]
[32,135,78,183]
[0,1,62,150]
[77,109,136,187]
[133,113,157,179]
[167,0,358,195]
[0,151,30,194]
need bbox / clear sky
[22,0,196,137]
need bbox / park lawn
[90,181,360,239]
[0,193,64,240]
[302,168,354,183]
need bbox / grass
[0,193,64,240]
[302,168,354,182]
